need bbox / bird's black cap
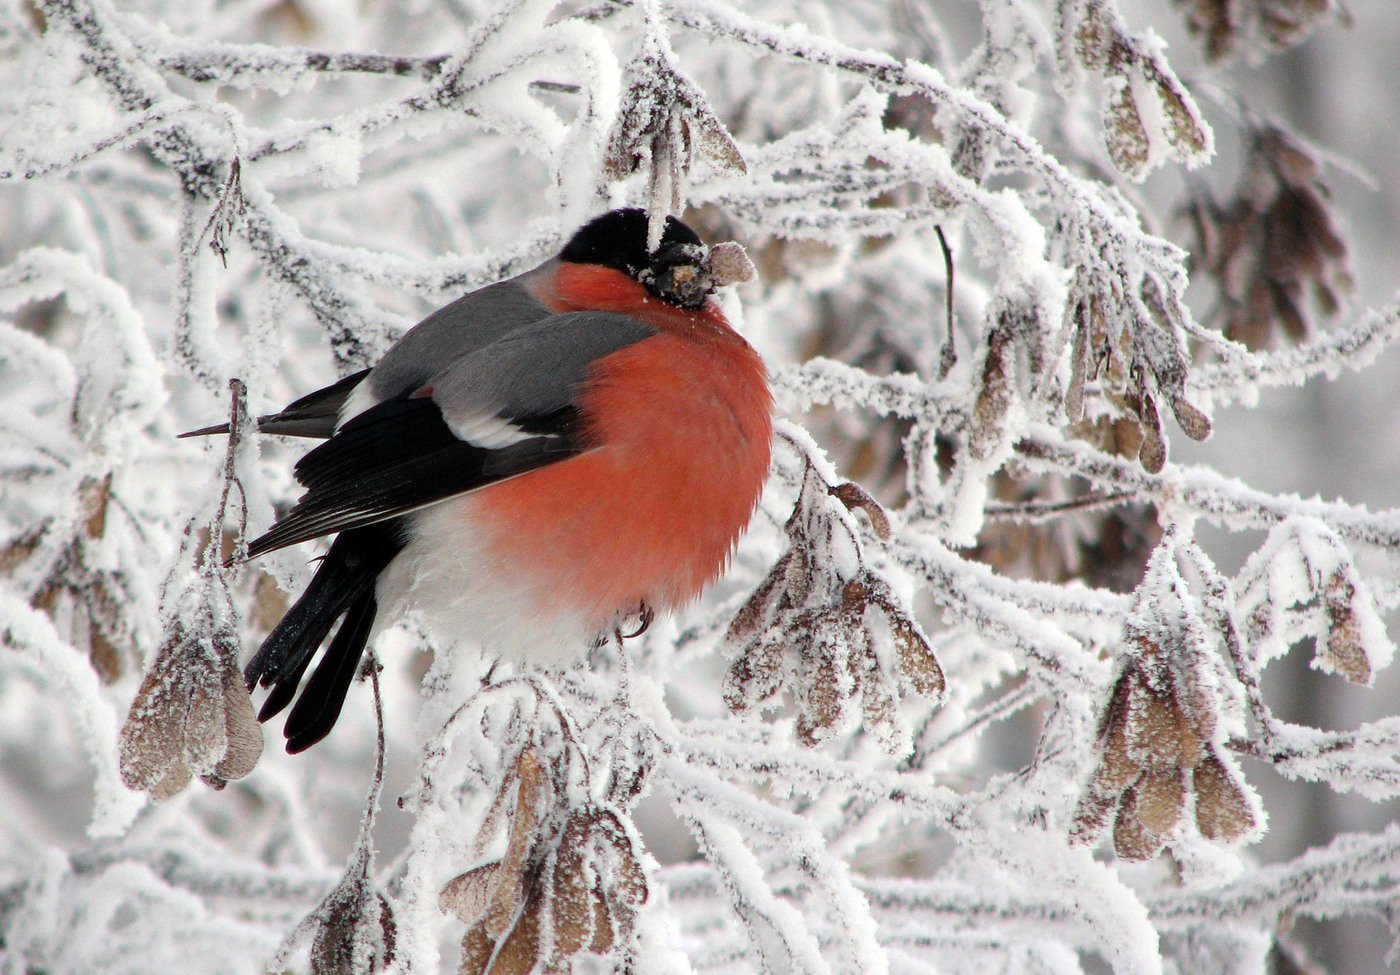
[560,208,704,280]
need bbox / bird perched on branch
[188,209,772,753]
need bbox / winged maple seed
[3,473,134,683]
[1176,0,1341,62]
[1072,0,1210,179]
[1073,632,1258,860]
[440,748,648,975]
[307,854,396,975]
[1181,125,1353,349]
[724,462,944,752]
[1063,264,1212,474]
[118,613,263,799]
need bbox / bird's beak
[649,242,714,308]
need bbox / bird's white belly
[374,500,599,666]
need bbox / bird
[189,208,773,753]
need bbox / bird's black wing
[244,396,577,559]
[243,311,654,560]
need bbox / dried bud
[829,482,892,540]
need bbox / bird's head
[559,208,753,310]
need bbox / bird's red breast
[480,260,773,627]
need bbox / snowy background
[2,0,1399,973]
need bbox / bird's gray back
[366,271,555,401]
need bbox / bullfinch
[191,209,773,753]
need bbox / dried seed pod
[119,626,263,799]
[1094,715,1144,796]
[441,863,504,925]
[855,632,904,753]
[1065,302,1092,423]
[458,924,495,975]
[1122,679,1193,773]
[724,627,793,714]
[1104,69,1150,179]
[795,617,847,747]
[724,552,791,646]
[310,880,393,975]
[488,899,541,975]
[486,750,545,939]
[707,241,756,287]
[969,326,1015,461]
[890,612,945,700]
[210,664,264,784]
[1136,769,1187,836]
[1168,394,1212,442]
[1135,389,1167,473]
[1193,752,1258,842]
[1320,570,1372,685]
[1113,784,1166,861]
[550,819,597,957]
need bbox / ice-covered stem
[1146,826,1400,929]
[1016,431,1400,549]
[1189,295,1400,404]
[662,0,1197,284]
[158,44,458,85]
[271,663,395,975]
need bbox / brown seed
[440,863,504,925]
[486,901,541,975]
[1321,571,1372,685]
[214,666,264,781]
[724,554,790,646]
[890,612,945,700]
[1136,769,1187,836]
[457,924,495,975]
[549,819,594,956]
[1113,786,1166,861]
[1122,679,1177,770]
[1193,752,1258,842]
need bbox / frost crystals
[1073,536,1261,860]
[118,381,262,799]
[725,456,945,752]
[441,746,647,974]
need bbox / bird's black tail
[246,520,405,753]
